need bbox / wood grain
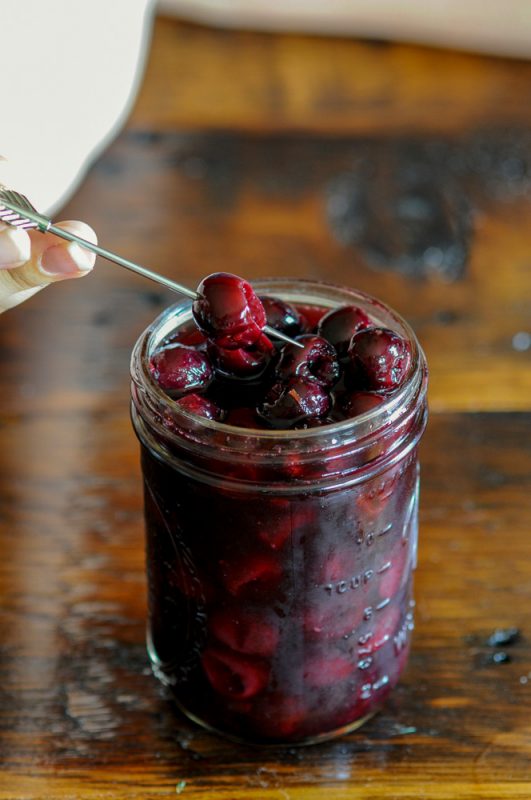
[131,18,531,134]
[0,412,529,797]
[1,11,530,799]
[10,129,526,414]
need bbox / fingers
[27,221,97,281]
[0,220,97,312]
[0,223,31,268]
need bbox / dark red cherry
[275,335,340,388]
[192,272,266,350]
[336,390,385,419]
[317,304,372,360]
[150,343,213,395]
[259,296,308,338]
[257,376,331,429]
[224,406,265,429]
[219,552,282,598]
[208,333,274,378]
[296,304,328,331]
[176,393,225,421]
[208,607,280,657]
[208,372,271,412]
[250,692,307,738]
[348,327,411,392]
[163,323,208,348]
[201,645,269,699]
[304,601,363,640]
[303,654,353,688]
[258,502,315,549]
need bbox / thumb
[0,220,96,312]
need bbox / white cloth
[2,0,530,217]
[1,0,154,214]
[160,0,531,58]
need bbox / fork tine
[0,188,37,212]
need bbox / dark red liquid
[140,302,422,743]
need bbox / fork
[0,186,302,347]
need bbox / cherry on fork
[193,272,268,350]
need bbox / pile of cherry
[149,272,412,429]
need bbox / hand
[0,220,96,312]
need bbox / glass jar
[130,279,428,745]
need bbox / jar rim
[131,278,427,456]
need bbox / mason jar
[130,278,428,745]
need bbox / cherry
[257,501,315,550]
[176,393,225,421]
[356,471,398,522]
[193,272,267,350]
[317,305,372,360]
[219,551,282,597]
[208,606,280,657]
[163,323,207,348]
[348,327,411,392]
[304,601,362,640]
[251,692,308,738]
[258,515,292,550]
[257,376,331,429]
[224,406,266,429]
[275,335,340,388]
[259,296,308,339]
[150,343,213,395]
[335,390,385,420]
[316,546,358,586]
[296,304,327,331]
[201,645,269,699]
[208,376,266,413]
[208,333,274,378]
[303,654,353,688]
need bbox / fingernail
[41,243,95,276]
[0,226,31,267]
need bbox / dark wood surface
[1,16,530,799]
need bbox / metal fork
[0,186,302,347]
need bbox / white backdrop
[2,1,530,215]
[1,0,153,214]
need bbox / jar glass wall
[130,279,428,745]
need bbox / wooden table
[1,16,530,799]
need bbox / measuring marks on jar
[323,566,376,597]
[358,604,415,704]
[323,519,394,599]
[320,510,417,699]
